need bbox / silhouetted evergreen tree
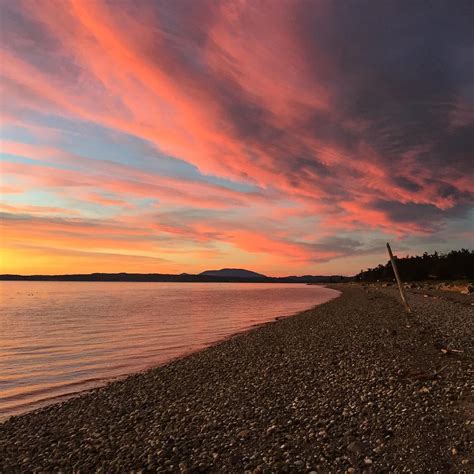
[356,249,474,281]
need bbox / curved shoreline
[0,287,340,423]
[0,284,340,422]
[0,285,472,472]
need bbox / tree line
[356,249,474,282]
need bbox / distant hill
[0,272,351,283]
[199,268,266,279]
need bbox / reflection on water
[0,281,339,419]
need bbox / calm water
[0,282,339,420]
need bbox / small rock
[347,440,366,455]
[237,429,250,439]
[364,457,373,465]
[266,425,277,435]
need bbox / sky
[0,0,473,276]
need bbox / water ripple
[0,282,339,419]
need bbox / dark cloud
[291,0,474,174]
[371,199,470,230]
[302,236,386,263]
[392,177,422,193]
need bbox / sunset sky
[1,0,473,276]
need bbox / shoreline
[0,286,340,423]
[1,284,472,471]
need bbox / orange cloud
[1,0,472,274]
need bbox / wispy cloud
[1,0,472,274]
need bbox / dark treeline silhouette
[356,249,474,282]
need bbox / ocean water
[0,281,339,420]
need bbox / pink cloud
[1,141,267,209]
[1,1,472,274]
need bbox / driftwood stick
[386,242,412,313]
[441,347,464,354]
[407,365,448,381]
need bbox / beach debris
[386,243,412,313]
[407,365,448,381]
[440,347,464,355]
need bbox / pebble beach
[1,284,472,472]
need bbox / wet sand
[0,285,472,472]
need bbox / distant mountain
[0,272,351,283]
[199,268,267,279]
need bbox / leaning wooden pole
[386,243,412,313]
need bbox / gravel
[1,284,472,472]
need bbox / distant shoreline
[0,273,351,284]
